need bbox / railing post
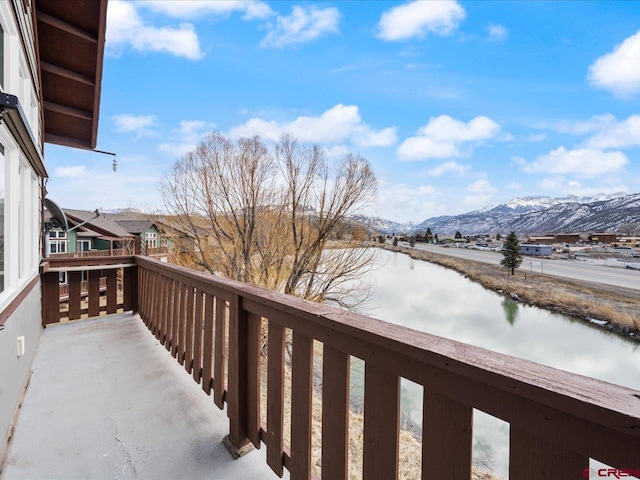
[123,265,138,313]
[224,293,254,459]
[41,270,60,326]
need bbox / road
[401,242,640,292]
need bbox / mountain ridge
[361,192,640,235]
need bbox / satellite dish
[44,198,68,231]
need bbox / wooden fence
[133,256,640,480]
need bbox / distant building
[527,236,556,244]
[588,233,619,244]
[520,244,553,257]
[555,234,582,244]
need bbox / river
[348,248,640,478]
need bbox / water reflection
[348,249,640,478]
[501,298,519,326]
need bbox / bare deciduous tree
[618,223,640,236]
[161,132,377,309]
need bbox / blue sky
[45,1,640,222]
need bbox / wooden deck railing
[41,256,137,325]
[49,249,126,258]
[133,256,640,479]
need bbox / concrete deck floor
[1,313,283,479]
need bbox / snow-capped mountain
[360,192,640,235]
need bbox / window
[0,22,4,89]
[0,145,4,292]
[58,272,67,285]
[76,240,91,252]
[145,231,158,248]
[49,240,66,254]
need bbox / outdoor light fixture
[0,93,46,177]
[94,149,117,172]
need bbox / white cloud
[140,0,273,20]
[554,114,616,135]
[228,104,397,147]
[376,181,440,222]
[524,147,628,177]
[398,115,501,160]
[487,24,507,42]
[537,177,628,197]
[526,133,547,142]
[112,114,158,137]
[107,2,203,60]
[55,166,87,178]
[588,30,640,97]
[260,6,340,48]
[587,115,640,149]
[158,120,216,157]
[466,178,495,194]
[377,0,465,41]
[424,161,470,176]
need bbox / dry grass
[378,244,640,337]
[262,340,502,480]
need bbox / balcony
[3,254,640,479]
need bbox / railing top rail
[134,255,640,442]
[42,255,136,271]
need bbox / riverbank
[376,243,640,341]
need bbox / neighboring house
[64,209,134,255]
[0,0,107,448]
[115,219,168,260]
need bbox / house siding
[0,1,43,448]
[0,278,41,454]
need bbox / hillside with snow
[360,193,640,235]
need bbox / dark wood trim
[44,101,93,121]
[0,275,40,326]
[36,10,97,43]
[40,61,95,86]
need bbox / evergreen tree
[425,227,433,243]
[455,230,462,239]
[496,232,502,241]
[409,236,416,247]
[501,231,523,275]
[434,233,439,243]
[392,237,398,247]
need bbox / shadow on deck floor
[1,313,281,479]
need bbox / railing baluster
[321,346,350,480]
[213,296,227,409]
[509,426,588,479]
[290,331,313,480]
[171,280,181,358]
[363,363,400,480]
[123,265,137,312]
[246,312,262,448]
[161,276,171,347]
[68,271,82,320]
[88,270,100,318]
[267,321,285,476]
[192,290,204,382]
[105,269,117,315]
[201,294,214,395]
[186,288,198,375]
[150,271,159,337]
[422,390,472,479]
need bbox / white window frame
[76,239,91,252]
